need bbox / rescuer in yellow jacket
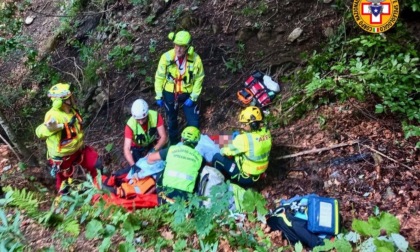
[212,106,272,187]
[35,83,103,192]
[154,30,205,145]
[147,126,204,203]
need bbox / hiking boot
[59,184,70,195]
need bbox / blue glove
[232,131,240,139]
[156,99,164,107]
[50,165,59,178]
[130,164,141,174]
[184,98,194,107]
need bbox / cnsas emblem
[352,0,399,33]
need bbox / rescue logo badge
[352,0,399,33]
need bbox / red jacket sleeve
[157,114,164,127]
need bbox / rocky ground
[0,0,419,250]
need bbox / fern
[37,207,64,227]
[9,188,39,216]
[57,217,80,236]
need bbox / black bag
[267,194,340,249]
[267,209,326,248]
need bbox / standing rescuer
[212,106,272,187]
[124,98,167,167]
[154,30,205,145]
[147,126,204,203]
[36,83,103,192]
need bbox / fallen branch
[360,143,415,172]
[278,144,309,149]
[276,140,359,160]
[224,15,233,33]
[0,134,22,162]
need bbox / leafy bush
[401,0,420,12]
[107,45,137,70]
[283,30,420,147]
[1,183,415,251]
[0,209,25,251]
[241,1,269,17]
[0,1,30,58]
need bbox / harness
[163,52,195,106]
[50,147,84,178]
[59,110,83,152]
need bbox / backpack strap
[197,173,209,197]
[280,195,303,206]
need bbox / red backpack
[237,71,280,108]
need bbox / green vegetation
[0,0,30,57]
[129,0,151,6]
[402,0,420,12]
[280,25,420,147]
[1,182,414,251]
[0,208,26,251]
[241,1,269,17]
[224,43,246,73]
[314,210,410,252]
[0,180,271,251]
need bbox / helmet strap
[183,141,196,148]
[250,121,260,131]
[187,46,194,55]
[52,99,63,109]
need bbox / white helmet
[131,99,149,119]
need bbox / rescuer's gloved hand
[184,98,194,107]
[156,99,164,107]
[45,118,63,131]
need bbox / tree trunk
[0,109,38,166]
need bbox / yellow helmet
[239,106,263,124]
[181,126,201,145]
[48,83,71,100]
[168,31,192,46]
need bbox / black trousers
[211,153,256,187]
[162,91,199,145]
[267,214,325,249]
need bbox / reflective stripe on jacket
[162,145,203,193]
[220,127,272,175]
[126,110,158,147]
[154,49,204,101]
[35,107,84,158]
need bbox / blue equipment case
[307,195,340,235]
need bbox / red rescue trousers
[49,145,100,190]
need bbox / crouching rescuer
[147,126,204,203]
[36,83,103,193]
[212,106,272,187]
[124,98,167,167]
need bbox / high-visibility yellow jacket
[162,145,203,193]
[154,49,204,101]
[220,127,272,175]
[126,110,158,147]
[35,107,84,159]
